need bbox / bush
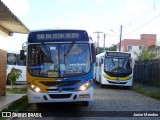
[8,67,22,90]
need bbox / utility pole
[119,25,123,51]
[93,31,103,54]
[103,34,107,52]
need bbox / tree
[136,48,157,61]
[8,67,22,90]
[108,44,116,51]
[96,44,116,55]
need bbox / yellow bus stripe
[105,74,131,80]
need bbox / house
[116,34,157,52]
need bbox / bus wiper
[41,43,52,62]
[64,41,75,56]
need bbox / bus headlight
[78,80,92,91]
[29,83,42,92]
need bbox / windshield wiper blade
[64,41,75,56]
[40,43,52,62]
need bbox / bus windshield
[28,43,90,78]
[104,57,132,75]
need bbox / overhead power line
[124,14,160,37]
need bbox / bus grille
[49,94,72,99]
[40,80,80,87]
[46,88,75,91]
[108,81,127,84]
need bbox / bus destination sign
[28,30,89,43]
[106,52,131,58]
[36,33,80,40]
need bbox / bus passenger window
[7,53,16,65]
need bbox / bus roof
[28,29,90,43]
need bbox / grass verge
[0,86,30,120]
[131,84,160,100]
[6,86,27,94]
[0,95,31,119]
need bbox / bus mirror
[91,43,96,63]
[20,50,25,60]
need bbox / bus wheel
[81,101,89,106]
[36,103,44,108]
[95,80,98,84]
[101,84,105,88]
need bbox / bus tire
[36,103,44,108]
[124,86,131,89]
[95,80,99,84]
[81,101,89,106]
[101,84,105,88]
[100,79,104,87]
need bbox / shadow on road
[94,82,131,90]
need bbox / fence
[134,60,160,85]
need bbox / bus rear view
[23,29,95,107]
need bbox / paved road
[18,84,160,120]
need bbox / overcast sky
[1,0,160,51]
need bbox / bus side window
[101,58,103,64]
[127,59,132,68]
[7,53,16,65]
[17,54,26,66]
[99,58,101,67]
[91,43,96,63]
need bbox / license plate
[115,80,120,83]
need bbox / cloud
[1,0,29,17]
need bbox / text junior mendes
[11,112,42,118]
[133,112,159,117]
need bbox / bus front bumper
[27,87,93,103]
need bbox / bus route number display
[36,33,80,40]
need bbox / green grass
[134,79,160,88]
[0,86,30,119]
[6,86,27,94]
[0,95,31,119]
[131,85,160,100]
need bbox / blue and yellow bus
[20,29,95,106]
[94,51,133,87]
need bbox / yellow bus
[20,29,96,107]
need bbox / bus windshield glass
[28,43,90,77]
[104,57,132,75]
